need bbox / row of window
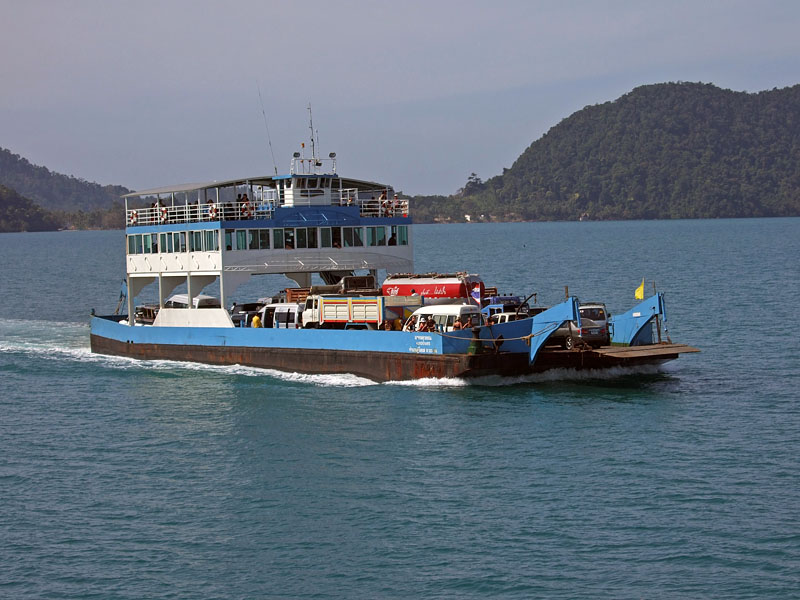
[127,225,409,255]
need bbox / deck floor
[590,343,700,359]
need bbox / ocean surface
[1,219,798,599]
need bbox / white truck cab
[406,304,483,332]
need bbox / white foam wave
[0,336,375,387]
[386,363,668,388]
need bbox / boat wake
[0,319,374,387]
[387,363,671,388]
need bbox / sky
[1,0,799,196]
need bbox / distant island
[2,81,799,232]
[0,147,128,232]
[411,82,800,222]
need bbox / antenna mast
[308,103,317,161]
[258,82,278,175]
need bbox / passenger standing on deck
[251,314,262,328]
[404,315,417,331]
[379,191,388,216]
[452,316,463,330]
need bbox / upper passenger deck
[124,155,409,227]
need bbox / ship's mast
[308,103,318,162]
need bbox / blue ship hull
[90,314,693,382]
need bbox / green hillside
[412,82,800,221]
[0,147,129,212]
[0,185,61,232]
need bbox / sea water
[1,219,798,599]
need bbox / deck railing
[126,191,409,226]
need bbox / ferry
[90,143,698,382]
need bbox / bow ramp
[528,297,580,364]
[610,293,666,346]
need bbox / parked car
[551,302,611,349]
[164,294,220,309]
[578,303,611,346]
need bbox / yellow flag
[635,278,645,300]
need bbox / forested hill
[412,82,800,221]
[0,185,61,232]
[0,147,129,212]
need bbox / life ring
[241,202,251,219]
[208,203,218,220]
[129,210,138,225]
[159,206,168,224]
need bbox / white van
[164,294,221,309]
[263,303,303,329]
[406,304,483,332]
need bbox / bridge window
[392,225,408,245]
[174,232,186,253]
[191,231,203,252]
[294,227,318,249]
[204,230,219,251]
[159,232,174,253]
[244,229,269,250]
[343,227,363,247]
[367,226,386,246]
[321,227,342,248]
[283,228,295,249]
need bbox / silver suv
[551,302,611,349]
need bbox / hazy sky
[2,0,798,196]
